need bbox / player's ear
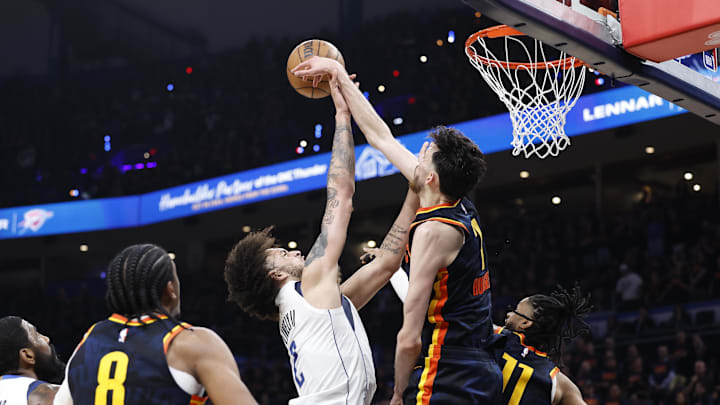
[163,280,178,302]
[269,269,288,282]
[518,319,533,331]
[19,347,36,367]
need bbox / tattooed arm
[341,189,419,310]
[300,84,356,309]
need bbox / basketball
[286,39,345,99]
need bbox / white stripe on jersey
[275,281,376,405]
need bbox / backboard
[463,0,720,126]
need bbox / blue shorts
[403,345,502,405]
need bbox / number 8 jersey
[65,314,207,405]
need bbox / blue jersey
[491,328,560,405]
[403,197,493,354]
[67,314,206,405]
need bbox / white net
[466,29,586,159]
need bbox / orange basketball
[286,39,345,99]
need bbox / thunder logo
[18,209,54,234]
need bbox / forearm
[326,113,355,195]
[374,190,418,268]
[336,73,392,148]
[394,333,422,397]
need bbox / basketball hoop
[465,25,588,159]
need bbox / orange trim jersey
[491,328,560,405]
[67,314,206,405]
[405,197,494,354]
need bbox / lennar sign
[582,94,665,122]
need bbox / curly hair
[0,316,30,376]
[429,126,487,199]
[106,244,180,326]
[224,228,281,321]
[524,285,592,363]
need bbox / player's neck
[418,191,456,209]
[6,369,38,380]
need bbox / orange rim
[465,25,586,70]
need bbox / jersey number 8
[95,351,129,405]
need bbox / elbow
[396,333,422,355]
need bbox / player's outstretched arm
[301,85,356,308]
[28,383,59,405]
[168,327,257,405]
[292,57,418,181]
[392,221,463,404]
[341,189,418,310]
[555,372,587,405]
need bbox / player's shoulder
[27,382,59,405]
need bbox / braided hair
[0,316,30,376]
[106,244,180,325]
[524,285,592,362]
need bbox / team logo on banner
[18,209,54,234]
[355,146,398,180]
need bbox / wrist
[335,112,351,120]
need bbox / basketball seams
[287,39,343,99]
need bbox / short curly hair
[429,126,487,199]
[0,316,30,376]
[224,228,281,321]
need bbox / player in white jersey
[224,84,418,404]
[0,316,65,405]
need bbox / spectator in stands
[649,345,676,401]
[624,357,648,399]
[616,263,643,311]
[604,383,624,405]
[672,331,694,377]
[684,361,713,399]
[598,351,621,397]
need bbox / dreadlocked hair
[524,285,592,363]
[224,227,281,321]
[106,244,182,328]
[0,316,30,376]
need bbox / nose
[290,250,302,257]
[40,334,50,344]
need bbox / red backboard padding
[620,0,720,62]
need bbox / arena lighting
[367,240,377,248]
[363,91,370,99]
[313,144,320,152]
[69,189,79,197]
[104,135,111,142]
[80,168,88,174]
[296,146,304,154]
[447,30,456,44]
[314,124,323,138]
[408,97,416,104]
[100,272,107,279]
[146,162,157,168]
[79,244,89,252]
[693,184,702,192]
[519,170,530,178]
[288,241,298,249]
[144,152,150,159]
[377,84,386,93]
[185,66,193,74]
[121,164,132,172]
[393,117,404,125]
[474,11,482,18]
[242,226,251,233]
[392,70,400,77]
[135,163,145,170]
[299,140,308,148]
[104,144,111,152]
[551,196,562,205]
[595,77,605,86]
[683,171,694,181]
[645,146,655,154]
[419,55,428,63]
[166,83,175,92]
[436,39,444,47]
[168,252,176,260]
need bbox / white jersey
[0,375,43,404]
[276,281,376,405]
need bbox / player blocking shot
[292,57,502,404]
[223,83,419,404]
[52,244,257,405]
[0,317,65,405]
[493,286,592,405]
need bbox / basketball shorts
[404,345,502,405]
